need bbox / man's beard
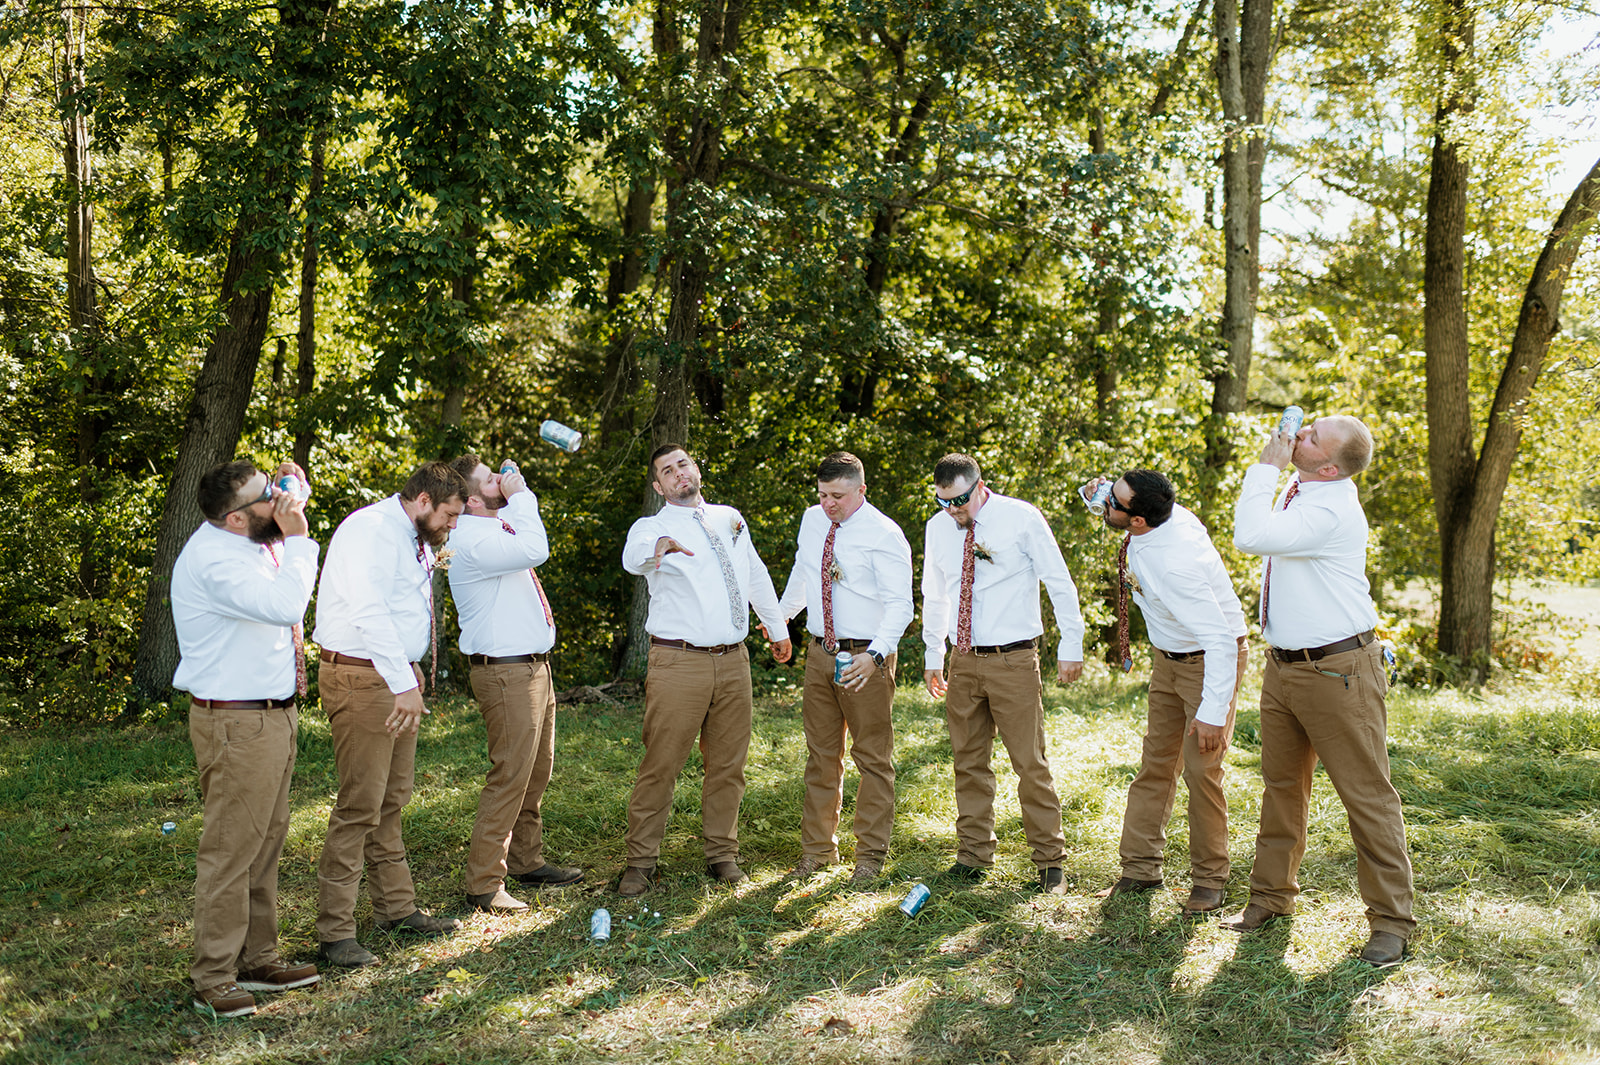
[414,514,452,549]
[246,511,285,545]
[665,479,700,504]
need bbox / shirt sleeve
[200,536,319,626]
[739,525,786,637]
[1234,465,1336,558]
[622,516,664,575]
[869,526,915,659]
[1023,508,1084,662]
[922,525,951,671]
[778,513,810,622]
[454,493,550,580]
[350,534,421,695]
[1158,562,1241,726]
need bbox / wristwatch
[868,650,885,667]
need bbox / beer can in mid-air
[1278,406,1304,437]
[540,420,583,453]
[1079,480,1113,516]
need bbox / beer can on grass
[834,651,853,684]
[1278,405,1305,437]
[590,908,611,942]
[161,821,177,837]
[899,883,931,917]
[1078,480,1113,516]
[540,420,583,453]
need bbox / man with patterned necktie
[778,452,913,887]
[313,461,468,968]
[1227,414,1414,969]
[1084,470,1247,916]
[446,454,584,913]
[173,459,319,1018]
[617,444,793,896]
[921,453,1084,894]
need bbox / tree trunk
[598,179,657,448]
[1205,0,1273,479]
[294,125,326,475]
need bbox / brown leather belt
[812,635,872,652]
[320,650,374,668]
[1163,636,1248,662]
[191,697,295,709]
[964,638,1038,655]
[651,637,740,655]
[1271,629,1376,663]
[468,653,550,665]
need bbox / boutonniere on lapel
[731,517,745,544]
[828,559,844,584]
[1125,570,1141,595]
[973,542,994,563]
[431,547,455,574]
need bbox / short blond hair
[1328,416,1373,476]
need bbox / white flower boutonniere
[973,543,994,563]
[432,547,455,574]
[828,559,844,584]
[731,517,745,545]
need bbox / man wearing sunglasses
[172,459,320,1018]
[1086,470,1247,916]
[922,453,1084,894]
[1227,414,1413,968]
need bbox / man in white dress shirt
[1227,415,1414,968]
[617,444,793,895]
[173,460,320,1017]
[446,454,582,912]
[312,461,467,967]
[777,452,913,886]
[922,453,1083,893]
[1088,470,1248,915]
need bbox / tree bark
[1205,0,1273,478]
[597,178,657,448]
[293,124,326,475]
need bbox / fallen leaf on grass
[822,1017,855,1036]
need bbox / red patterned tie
[955,522,977,655]
[1259,479,1301,632]
[819,521,840,653]
[1116,533,1133,672]
[417,538,437,693]
[500,518,554,628]
[266,544,308,699]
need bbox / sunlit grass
[0,661,1597,1062]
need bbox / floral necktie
[820,521,841,653]
[1259,479,1301,633]
[1116,532,1133,673]
[695,508,744,629]
[955,522,977,655]
[499,518,554,629]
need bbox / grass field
[1,657,1597,1064]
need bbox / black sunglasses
[934,484,978,509]
[226,481,274,515]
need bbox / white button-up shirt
[171,523,318,701]
[313,495,434,694]
[922,491,1085,671]
[778,501,914,659]
[1126,505,1247,726]
[447,491,555,656]
[1234,464,1379,650]
[622,500,785,645]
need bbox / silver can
[590,908,611,942]
[500,460,518,476]
[161,821,177,837]
[1278,406,1304,437]
[540,419,583,453]
[899,883,931,917]
[277,476,311,503]
[1078,480,1113,516]
[834,651,853,684]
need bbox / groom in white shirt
[1087,470,1247,915]
[617,444,792,895]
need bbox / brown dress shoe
[1093,876,1164,898]
[789,856,827,878]
[850,859,883,886]
[707,860,747,885]
[466,888,529,912]
[377,910,462,936]
[618,865,656,897]
[1221,902,1287,932]
[1358,931,1406,968]
[236,959,321,992]
[193,982,256,1018]
[1183,886,1227,915]
[511,863,583,889]
[317,938,378,968]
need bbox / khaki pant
[316,661,420,941]
[800,646,897,864]
[1118,642,1247,887]
[625,644,752,867]
[1246,642,1416,938]
[945,646,1065,869]
[189,703,297,991]
[466,660,557,894]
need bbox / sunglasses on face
[226,481,274,515]
[934,484,977,509]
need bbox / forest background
[2,0,1599,721]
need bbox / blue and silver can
[540,419,583,453]
[899,883,931,917]
[277,476,311,503]
[1079,480,1113,516]
[1277,406,1304,437]
[161,821,177,837]
[834,651,853,684]
[590,908,611,942]
[500,460,518,476]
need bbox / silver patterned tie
[694,507,745,629]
